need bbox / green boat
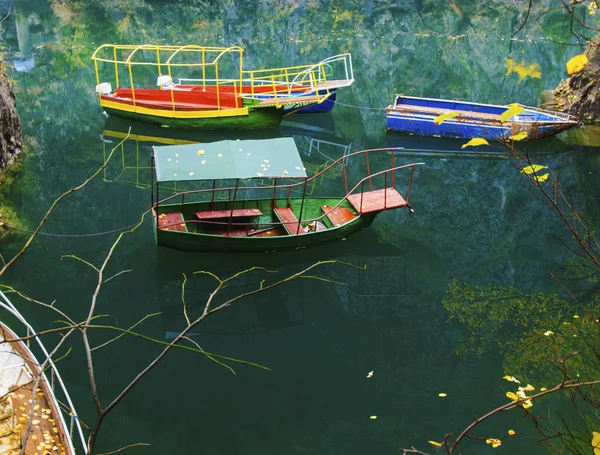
[151,138,423,252]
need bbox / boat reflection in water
[156,227,417,340]
[385,128,573,160]
[100,113,352,190]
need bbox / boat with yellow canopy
[91,44,353,130]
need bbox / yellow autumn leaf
[197,149,205,156]
[566,53,588,76]
[461,138,490,149]
[591,431,600,455]
[438,393,447,397]
[434,111,459,125]
[500,104,525,123]
[428,441,444,448]
[369,415,377,420]
[521,164,548,175]
[508,429,516,436]
[509,131,528,141]
[506,391,519,401]
[522,399,533,409]
[486,438,502,448]
[534,173,550,183]
[503,375,520,383]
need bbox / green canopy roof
[153,138,307,183]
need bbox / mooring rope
[2,221,142,238]
[331,99,388,111]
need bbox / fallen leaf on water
[438,393,447,397]
[428,441,443,448]
[197,150,205,156]
[366,371,374,378]
[369,415,377,420]
[461,138,490,149]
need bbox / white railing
[291,53,354,88]
[0,290,88,454]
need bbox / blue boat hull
[386,95,579,140]
[295,92,337,113]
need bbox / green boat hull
[103,106,283,130]
[153,198,378,253]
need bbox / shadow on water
[156,226,418,339]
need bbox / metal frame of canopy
[151,138,310,232]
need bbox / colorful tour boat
[92,44,353,130]
[151,138,422,252]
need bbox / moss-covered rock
[0,63,22,168]
[547,34,600,124]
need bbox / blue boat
[386,95,579,140]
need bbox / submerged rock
[0,64,22,169]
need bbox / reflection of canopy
[153,138,307,182]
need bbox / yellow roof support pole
[127,62,136,107]
[168,63,175,112]
[113,46,119,88]
[285,68,290,96]
[271,76,278,108]
[309,70,318,102]
[233,80,239,109]
[215,64,220,110]
[94,59,101,103]
[239,48,243,94]
[201,49,206,91]
[320,63,329,98]
[156,48,162,80]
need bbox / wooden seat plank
[321,206,356,227]
[347,188,407,214]
[196,208,263,220]
[157,212,187,232]
[273,207,305,235]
